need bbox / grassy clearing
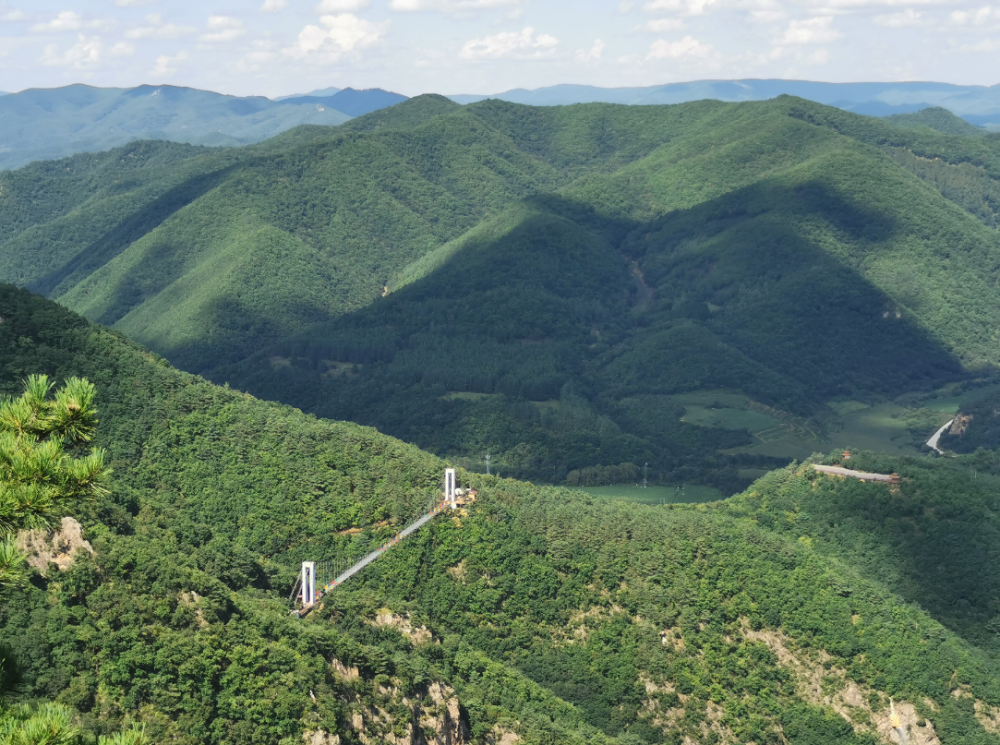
[912,381,1000,413]
[827,400,870,416]
[682,405,779,432]
[572,484,724,505]
[718,381,1000,461]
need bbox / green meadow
[572,483,725,504]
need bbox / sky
[0,0,996,99]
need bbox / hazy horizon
[0,1,997,99]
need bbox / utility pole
[485,452,491,476]
[643,462,648,489]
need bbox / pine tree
[0,377,145,745]
[0,374,108,589]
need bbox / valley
[7,86,1000,745]
[7,94,1000,491]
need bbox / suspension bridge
[291,468,471,617]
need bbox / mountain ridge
[5,94,1000,488]
[0,84,405,171]
[5,283,1000,744]
[447,78,1000,127]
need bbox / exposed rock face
[344,678,469,745]
[742,621,941,745]
[371,610,434,645]
[17,517,94,575]
[950,414,973,435]
[484,729,520,745]
[303,731,340,745]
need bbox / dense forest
[5,286,1000,743]
[8,96,1000,483]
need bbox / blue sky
[0,0,995,98]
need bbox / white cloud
[749,8,785,22]
[116,0,158,6]
[315,0,370,10]
[783,15,840,44]
[284,13,386,59]
[642,0,716,15]
[960,37,1000,50]
[0,5,23,22]
[125,14,196,39]
[619,0,635,10]
[32,11,82,32]
[951,6,1000,26]
[200,15,246,43]
[389,0,521,11]
[874,8,927,26]
[646,34,714,58]
[261,0,289,10]
[575,38,605,62]
[459,26,558,59]
[111,41,136,56]
[31,11,116,33]
[233,39,278,71]
[634,17,687,31]
[41,33,104,67]
[150,50,188,76]
[807,47,830,64]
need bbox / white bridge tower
[301,561,316,606]
[445,468,457,509]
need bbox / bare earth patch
[17,517,94,575]
[371,609,434,645]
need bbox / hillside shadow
[614,178,965,403]
[201,182,966,412]
[768,456,1000,658]
[29,164,237,299]
[166,180,969,490]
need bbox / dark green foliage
[4,286,1000,744]
[940,391,1000,453]
[10,95,1000,488]
[723,451,1000,656]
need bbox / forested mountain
[6,284,1000,745]
[0,85,406,171]
[6,94,1000,486]
[275,87,407,117]
[885,107,988,137]
[274,86,341,100]
[448,79,1000,125]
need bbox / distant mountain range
[449,79,1000,128]
[275,87,407,117]
[4,78,1000,173]
[0,84,406,170]
[273,86,341,100]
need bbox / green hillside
[8,95,1000,488]
[885,107,988,137]
[216,97,1000,485]
[5,285,1000,744]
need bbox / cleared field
[681,405,779,432]
[572,484,724,505]
[913,381,1000,414]
[718,381,1000,460]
